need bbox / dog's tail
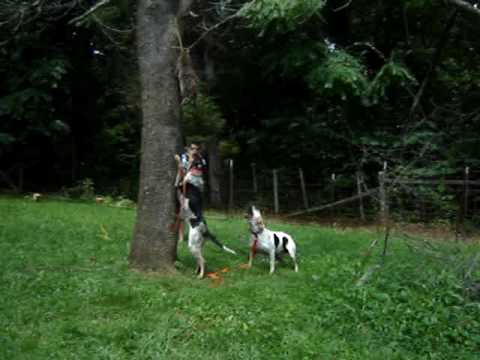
[203,227,237,255]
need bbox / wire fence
[213,161,480,230]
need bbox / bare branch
[0,1,79,32]
[410,9,458,117]
[445,0,480,17]
[91,13,133,34]
[186,10,240,50]
[68,0,111,25]
[348,42,387,62]
[333,0,352,13]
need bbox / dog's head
[245,205,265,234]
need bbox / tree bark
[129,0,182,272]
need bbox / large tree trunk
[129,0,182,272]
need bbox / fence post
[273,169,279,214]
[331,173,336,218]
[464,166,470,218]
[299,168,309,210]
[228,159,234,213]
[356,172,365,221]
[378,170,389,227]
[380,161,389,224]
[378,170,391,259]
[251,163,258,195]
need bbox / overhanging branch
[68,0,111,25]
[445,0,480,17]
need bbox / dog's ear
[245,205,253,218]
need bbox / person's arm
[174,154,183,187]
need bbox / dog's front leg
[269,250,276,274]
[247,235,257,269]
[247,246,254,269]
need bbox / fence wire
[211,162,480,232]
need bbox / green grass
[1,197,479,359]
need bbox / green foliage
[307,49,369,101]
[113,196,136,208]
[71,0,131,31]
[0,132,15,145]
[29,57,68,88]
[218,140,241,157]
[1,197,479,359]
[63,178,95,200]
[181,94,226,143]
[261,39,326,77]
[239,0,326,34]
[368,60,417,105]
[0,57,69,141]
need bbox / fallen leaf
[207,272,220,280]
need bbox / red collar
[251,235,259,256]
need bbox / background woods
[1,0,480,217]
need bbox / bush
[62,178,95,199]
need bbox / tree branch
[445,0,480,17]
[410,9,458,116]
[68,0,111,25]
[187,11,240,50]
[333,0,352,12]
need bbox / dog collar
[251,236,259,256]
[251,229,263,236]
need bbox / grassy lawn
[0,197,479,359]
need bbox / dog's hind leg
[188,225,206,279]
[190,248,205,279]
[284,238,298,272]
[288,249,298,273]
[291,254,299,273]
[197,255,205,279]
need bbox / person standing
[179,142,207,224]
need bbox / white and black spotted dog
[179,194,236,279]
[245,205,298,274]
